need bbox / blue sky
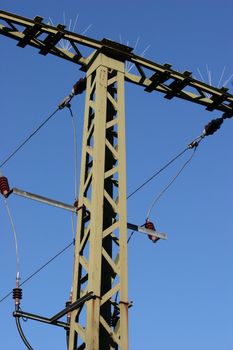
[0,1,232,349]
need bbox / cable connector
[188,135,204,149]
[58,94,73,110]
[58,77,87,110]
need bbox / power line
[4,198,20,274]
[146,146,197,218]
[0,240,74,304]
[0,107,60,169]
[0,77,87,169]
[127,146,189,200]
[68,105,79,200]
[127,113,233,201]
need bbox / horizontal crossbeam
[10,187,78,212]
[0,10,233,115]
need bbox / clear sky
[0,1,232,349]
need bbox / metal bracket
[8,188,167,240]
[127,222,167,240]
[13,292,94,328]
[10,187,79,213]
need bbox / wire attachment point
[188,135,204,149]
[58,94,73,109]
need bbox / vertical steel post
[69,53,128,350]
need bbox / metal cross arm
[13,292,94,327]
[1,10,233,115]
[125,69,233,114]
[9,187,79,213]
[0,10,100,67]
[9,188,166,240]
[127,222,167,240]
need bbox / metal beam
[127,223,167,240]
[1,10,233,115]
[13,292,94,327]
[13,310,68,328]
[50,292,94,323]
[11,187,78,212]
[10,188,166,241]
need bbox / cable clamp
[58,94,73,109]
[188,135,204,149]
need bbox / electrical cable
[67,104,79,298]
[0,108,60,169]
[0,77,87,169]
[71,214,76,242]
[127,114,231,241]
[70,213,77,292]
[0,240,74,304]
[127,111,232,201]
[127,231,135,243]
[127,147,189,200]
[4,198,20,275]
[68,105,79,200]
[146,146,197,219]
[15,317,33,350]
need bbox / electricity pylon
[69,55,129,350]
[0,10,233,350]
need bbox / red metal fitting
[145,219,159,243]
[0,176,10,197]
[145,220,156,231]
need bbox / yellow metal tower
[69,53,128,350]
[0,10,233,350]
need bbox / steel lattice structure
[0,9,233,350]
[68,55,128,350]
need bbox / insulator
[145,220,156,231]
[0,176,10,197]
[145,219,159,243]
[72,77,86,95]
[13,287,22,301]
[203,117,223,136]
